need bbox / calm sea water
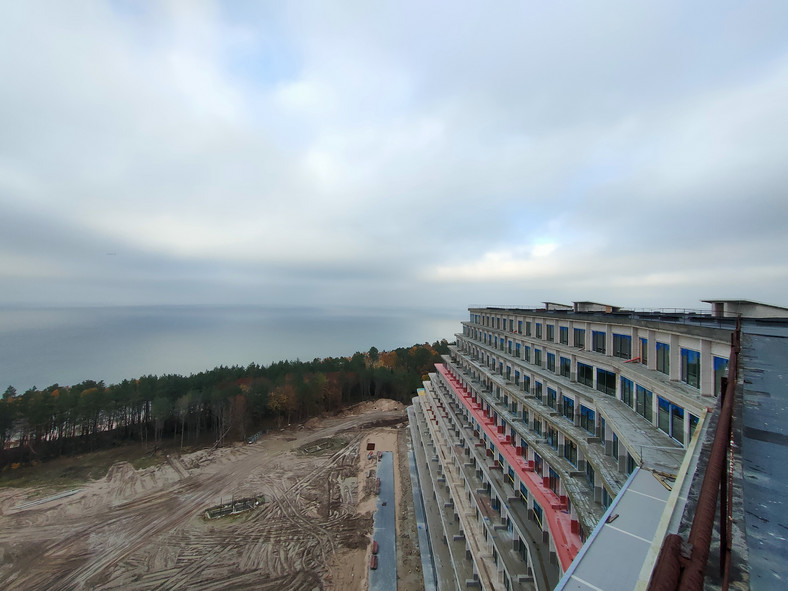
[0,305,462,391]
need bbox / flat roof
[556,468,671,591]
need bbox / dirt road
[0,402,418,591]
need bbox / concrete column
[669,334,680,381]
[700,339,713,396]
[647,330,657,371]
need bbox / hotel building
[408,300,788,591]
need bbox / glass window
[577,363,594,387]
[580,405,595,434]
[592,331,606,353]
[689,413,700,440]
[516,343,521,358]
[534,381,543,402]
[523,375,531,394]
[564,439,577,466]
[672,405,684,444]
[524,346,531,363]
[714,356,729,396]
[534,349,542,367]
[536,323,542,338]
[548,467,560,494]
[559,326,569,345]
[621,376,634,407]
[574,328,586,348]
[658,396,670,434]
[546,324,555,341]
[547,426,558,450]
[518,320,523,334]
[656,342,670,375]
[612,432,619,460]
[681,348,700,388]
[586,462,595,488]
[547,388,557,409]
[547,352,556,372]
[562,396,575,422]
[526,321,532,336]
[613,334,632,359]
[560,356,571,378]
[533,417,542,436]
[636,385,653,422]
[596,368,616,395]
[640,338,648,365]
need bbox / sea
[0,305,463,392]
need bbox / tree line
[0,340,450,470]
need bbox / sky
[1,1,787,313]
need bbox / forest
[0,340,450,470]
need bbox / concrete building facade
[408,300,754,591]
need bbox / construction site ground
[0,400,425,591]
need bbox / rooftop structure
[408,300,787,591]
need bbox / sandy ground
[0,399,422,591]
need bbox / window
[592,331,606,354]
[600,416,606,442]
[586,462,595,488]
[534,381,543,402]
[681,348,700,388]
[534,349,542,367]
[546,324,555,341]
[524,346,531,363]
[514,370,520,386]
[547,352,556,372]
[547,426,558,450]
[640,338,648,365]
[522,408,529,425]
[577,363,594,387]
[602,488,612,509]
[497,317,500,329]
[518,320,523,334]
[613,334,632,359]
[502,318,507,331]
[534,452,543,475]
[533,417,542,436]
[656,342,670,375]
[508,340,512,355]
[526,321,532,336]
[536,323,543,338]
[562,396,575,422]
[621,376,634,407]
[548,467,560,494]
[574,328,586,348]
[564,439,577,466]
[547,388,557,409]
[596,368,616,395]
[506,366,511,380]
[523,375,530,394]
[658,396,685,444]
[714,357,729,396]
[612,432,619,460]
[627,453,637,475]
[636,385,653,422]
[580,405,595,434]
[559,326,569,345]
[560,357,571,378]
[533,501,543,527]
[515,343,521,358]
[689,413,699,440]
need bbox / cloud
[0,1,787,310]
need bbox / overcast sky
[1,1,787,313]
